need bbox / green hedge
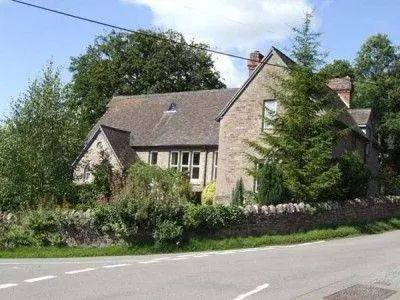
[0,203,248,250]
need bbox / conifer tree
[248,14,346,202]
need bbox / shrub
[231,178,244,206]
[0,225,38,249]
[256,160,291,205]
[184,204,246,234]
[26,208,63,234]
[338,151,371,199]
[124,161,191,203]
[201,181,216,205]
[153,220,183,250]
[381,166,400,195]
[92,204,122,234]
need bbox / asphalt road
[1,231,400,299]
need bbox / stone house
[73,47,379,202]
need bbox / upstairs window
[149,152,158,165]
[262,99,277,131]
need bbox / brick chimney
[327,76,352,107]
[247,50,264,76]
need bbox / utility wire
[10,0,287,68]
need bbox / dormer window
[166,102,177,112]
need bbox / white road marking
[233,283,270,300]
[166,257,188,261]
[102,264,131,269]
[65,268,95,274]
[296,241,326,246]
[152,257,172,261]
[193,254,210,258]
[215,250,237,255]
[137,260,160,264]
[24,275,57,283]
[0,283,18,289]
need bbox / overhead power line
[11,0,287,69]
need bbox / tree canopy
[352,34,400,169]
[0,64,83,210]
[69,29,226,129]
[318,59,355,79]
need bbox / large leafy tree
[0,64,83,210]
[69,29,226,128]
[248,14,344,202]
[352,34,400,169]
[318,59,355,80]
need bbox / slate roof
[327,77,352,91]
[217,47,292,120]
[100,125,135,169]
[348,108,372,126]
[96,88,239,147]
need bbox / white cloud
[122,0,314,86]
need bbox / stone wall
[216,196,400,237]
[216,50,287,203]
[73,131,123,185]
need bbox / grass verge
[1,216,400,258]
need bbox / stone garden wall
[218,196,400,237]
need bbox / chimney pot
[247,50,264,76]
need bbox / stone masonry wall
[216,51,287,203]
[73,131,122,185]
[216,196,400,238]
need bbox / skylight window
[167,102,177,112]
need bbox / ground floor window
[169,151,202,180]
[192,152,200,179]
[213,151,218,180]
[149,151,158,165]
[170,151,179,170]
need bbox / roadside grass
[1,216,400,259]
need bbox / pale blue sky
[0,0,399,117]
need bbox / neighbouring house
[72,47,380,203]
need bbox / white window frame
[191,152,201,181]
[213,151,218,180]
[181,151,190,175]
[263,99,277,131]
[170,151,179,170]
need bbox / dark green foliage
[110,161,190,243]
[338,152,371,199]
[122,161,192,203]
[248,13,344,202]
[291,13,326,71]
[256,160,291,205]
[231,178,244,206]
[153,220,183,250]
[318,59,355,79]
[91,161,113,199]
[26,209,62,234]
[0,64,84,211]
[183,204,246,234]
[0,225,37,249]
[380,166,400,195]
[69,29,226,128]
